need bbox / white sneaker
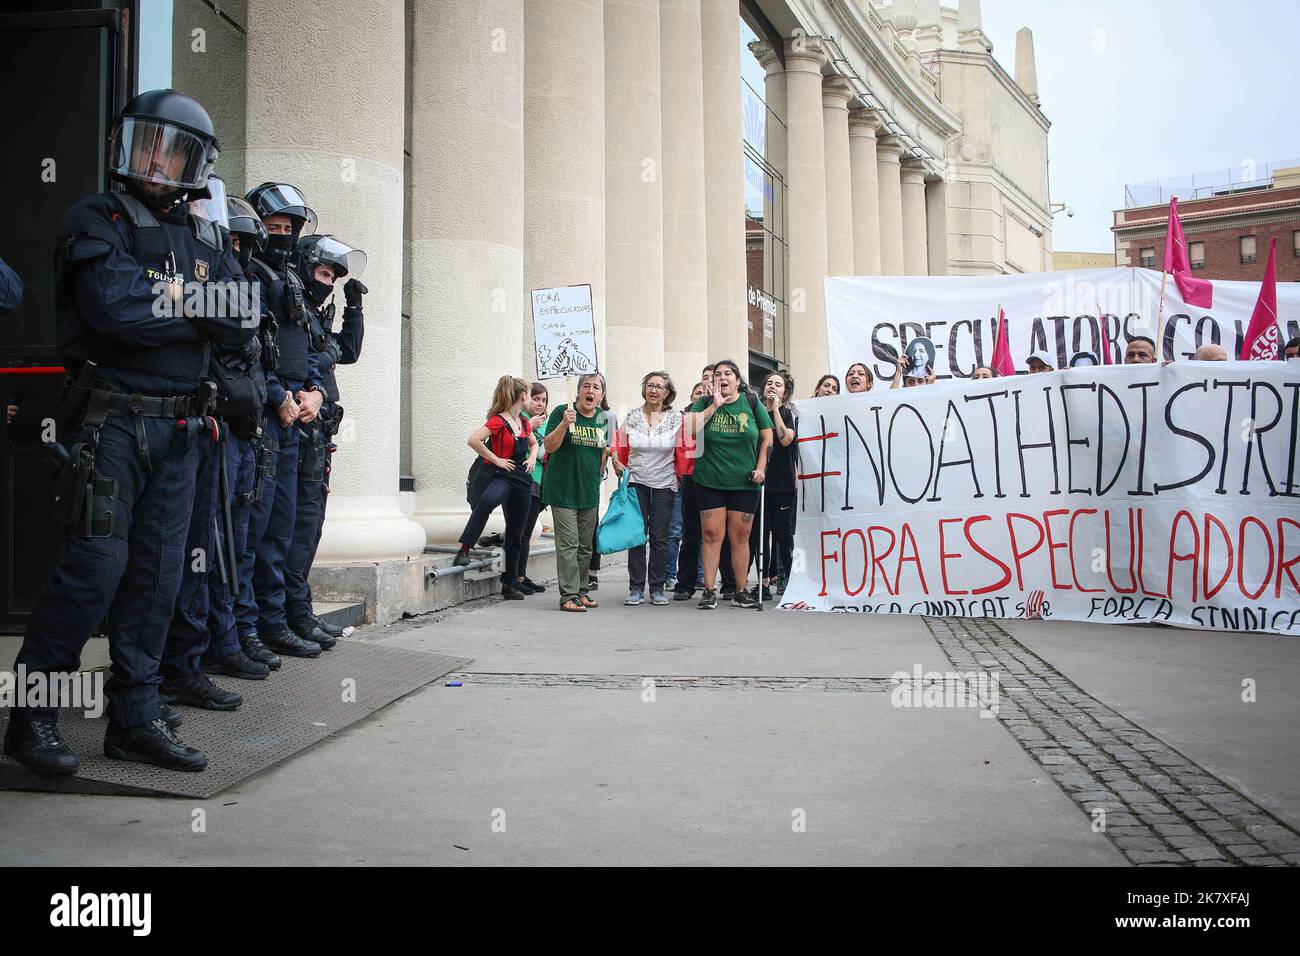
[624,591,644,606]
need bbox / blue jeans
[666,489,683,581]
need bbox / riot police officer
[3,90,256,775]
[238,183,329,657]
[159,182,271,710]
[285,235,367,645]
[205,197,284,675]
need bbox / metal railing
[1124,158,1300,208]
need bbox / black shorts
[695,484,760,515]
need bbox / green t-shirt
[541,404,608,509]
[688,394,774,491]
[531,420,547,485]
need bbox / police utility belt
[50,363,217,539]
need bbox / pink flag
[991,306,1015,376]
[1241,238,1279,360]
[1098,310,1113,365]
[1162,197,1213,308]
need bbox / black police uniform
[285,291,364,632]
[161,257,268,699]
[236,255,320,652]
[13,191,251,740]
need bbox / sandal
[561,598,587,612]
[578,594,599,608]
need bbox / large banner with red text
[780,363,1300,635]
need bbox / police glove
[344,278,368,308]
[238,334,262,366]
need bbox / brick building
[1113,165,1300,283]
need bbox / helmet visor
[310,236,367,279]
[250,183,318,236]
[189,176,229,229]
[110,117,218,191]
[226,197,268,248]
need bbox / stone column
[523,0,606,386]
[605,0,663,413]
[752,41,787,361]
[925,177,949,276]
[901,159,929,276]
[822,77,854,277]
[701,0,749,366]
[245,0,425,569]
[407,0,525,545]
[660,0,709,393]
[782,36,830,396]
[876,135,905,276]
[847,108,881,275]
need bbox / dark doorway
[0,6,128,632]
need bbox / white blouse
[625,406,683,491]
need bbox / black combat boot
[239,632,282,671]
[104,718,207,772]
[260,628,321,658]
[3,716,79,775]
[160,672,243,711]
[203,649,271,680]
[289,616,336,650]
[311,616,353,639]
[160,704,183,730]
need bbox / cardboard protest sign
[531,284,597,379]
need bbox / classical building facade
[2,0,1052,624]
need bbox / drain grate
[0,641,468,799]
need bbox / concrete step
[314,601,366,630]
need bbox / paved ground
[1,563,1297,866]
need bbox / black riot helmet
[108,90,220,204]
[227,197,268,270]
[295,234,367,306]
[244,182,318,237]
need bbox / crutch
[755,479,765,612]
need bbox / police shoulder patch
[195,258,209,281]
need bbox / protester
[620,372,682,606]
[685,360,773,609]
[812,374,840,397]
[543,372,619,612]
[584,381,617,593]
[754,370,797,600]
[516,382,550,593]
[453,376,538,601]
[1124,336,1157,364]
[672,380,710,601]
[1193,344,1227,361]
[844,362,874,393]
[702,364,716,389]
[972,367,993,380]
[1069,352,1098,367]
[1286,337,1300,360]
[1026,350,1054,373]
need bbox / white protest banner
[825,267,1300,387]
[780,363,1300,635]
[531,284,598,379]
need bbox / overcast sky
[979,0,1300,253]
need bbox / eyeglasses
[644,383,667,391]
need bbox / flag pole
[1157,269,1168,357]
